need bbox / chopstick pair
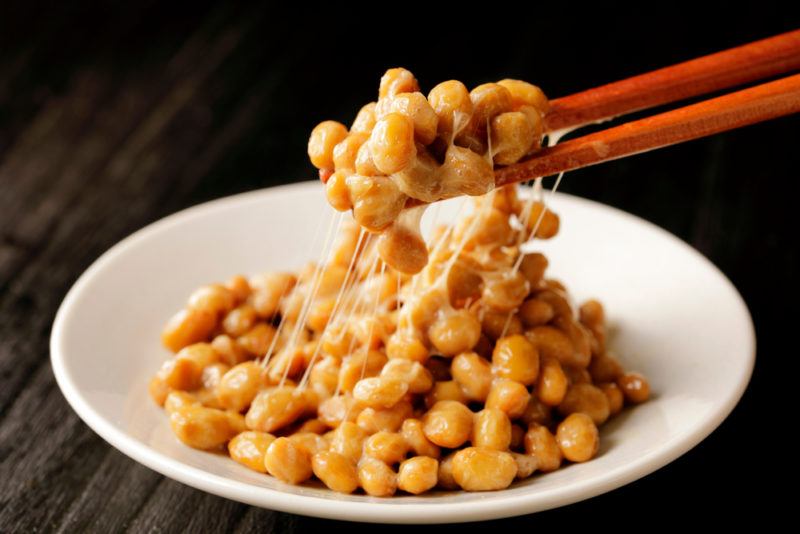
[495,29,800,186]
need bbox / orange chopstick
[544,29,800,131]
[496,74,800,186]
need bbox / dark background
[0,2,797,532]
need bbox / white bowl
[51,181,754,523]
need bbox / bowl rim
[50,181,756,523]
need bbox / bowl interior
[51,182,754,522]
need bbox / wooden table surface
[1,4,796,532]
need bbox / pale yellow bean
[452,447,517,491]
[363,431,408,465]
[401,419,441,459]
[369,113,416,175]
[398,456,438,494]
[492,335,540,385]
[187,284,236,317]
[485,379,530,419]
[424,380,468,408]
[351,102,377,134]
[245,387,308,433]
[228,431,275,473]
[618,372,651,404]
[356,401,413,434]
[379,67,420,99]
[264,437,313,484]
[497,79,549,112]
[524,423,562,472]
[556,413,600,462]
[318,395,362,428]
[422,401,473,448]
[312,451,359,494]
[329,421,368,464]
[308,121,348,169]
[353,377,408,409]
[358,457,397,497]
[164,391,199,414]
[380,359,433,393]
[162,308,217,353]
[217,361,263,412]
[169,406,238,450]
[472,408,512,451]
[451,352,493,402]
[558,383,610,425]
[537,357,568,406]
[600,382,625,415]
[428,310,481,357]
[437,453,459,490]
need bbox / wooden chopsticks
[544,29,800,131]
[496,30,800,186]
[496,73,800,187]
